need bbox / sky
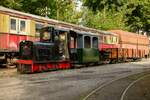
[76,0,82,11]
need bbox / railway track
[82,71,150,100]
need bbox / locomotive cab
[17,26,71,73]
[69,30,100,66]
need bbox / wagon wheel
[6,57,17,68]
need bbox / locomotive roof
[34,42,54,46]
[0,6,103,35]
[72,29,99,36]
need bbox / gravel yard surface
[0,59,150,100]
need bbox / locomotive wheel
[109,59,116,64]
[17,64,24,74]
[6,58,17,68]
[104,59,111,64]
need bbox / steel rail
[120,74,150,100]
[82,71,150,100]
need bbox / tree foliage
[83,0,127,12]
[125,0,150,32]
[83,0,150,33]
[80,7,127,30]
[0,0,149,33]
[0,0,82,24]
[0,0,22,10]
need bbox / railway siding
[122,74,150,100]
[83,71,150,100]
[0,59,150,100]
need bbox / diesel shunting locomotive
[17,26,100,73]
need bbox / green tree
[0,0,82,24]
[0,0,22,10]
[125,0,150,33]
[55,0,81,24]
[83,0,150,33]
[21,0,56,18]
[80,7,127,30]
[83,0,127,12]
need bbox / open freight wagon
[108,30,149,63]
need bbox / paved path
[0,59,150,100]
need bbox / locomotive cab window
[43,31,51,40]
[84,36,91,48]
[35,23,44,37]
[40,27,54,42]
[92,37,98,48]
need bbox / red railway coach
[97,31,120,62]
[0,6,41,67]
[99,31,119,50]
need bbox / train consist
[0,6,149,73]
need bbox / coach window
[107,35,111,44]
[10,17,18,33]
[114,36,117,43]
[104,36,107,43]
[100,35,103,43]
[112,36,117,43]
[35,23,44,37]
[92,37,98,48]
[116,37,118,43]
[77,34,83,48]
[111,36,114,43]
[19,19,26,34]
[84,36,91,48]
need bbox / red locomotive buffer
[17,27,71,73]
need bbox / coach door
[84,36,91,48]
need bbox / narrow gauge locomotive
[17,26,100,73]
